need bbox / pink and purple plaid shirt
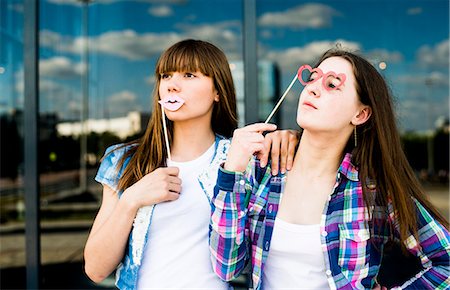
[209,153,450,289]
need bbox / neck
[292,130,348,177]
[170,121,215,162]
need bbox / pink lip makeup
[158,95,185,111]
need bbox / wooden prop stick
[160,104,172,161]
[264,73,298,124]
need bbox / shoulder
[95,143,137,190]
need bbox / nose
[167,74,181,92]
[306,80,321,97]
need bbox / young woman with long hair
[210,48,450,289]
[84,39,298,289]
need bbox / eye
[160,73,171,79]
[184,72,196,78]
[309,72,319,82]
[324,76,342,90]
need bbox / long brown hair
[115,39,237,191]
[315,49,448,241]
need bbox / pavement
[0,183,448,289]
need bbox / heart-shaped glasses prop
[297,64,346,91]
[264,65,346,123]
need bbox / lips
[158,95,185,111]
[302,101,317,109]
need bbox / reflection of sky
[1,0,449,132]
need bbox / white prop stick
[160,103,172,161]
[264,73,298,124]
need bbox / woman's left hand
[258,129,300,175]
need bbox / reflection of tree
[0,112,22,180]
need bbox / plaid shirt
[210,153,450,290]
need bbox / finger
[168,182,182,193]
[278,132,289,174]
[167,175,182,185]
[165,191,181,201]
[241,123,277,133]
[286,134,297,171]
[259,135,272,168]
[269,138,280,176]
[164,166,180,176]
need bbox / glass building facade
[1,0,449,288]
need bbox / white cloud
[365,49,403,65]
[258,3,341,29]
[47,0,186,6]
[396,72,449,87]
[41,29,184,60]
[40,19,242,61]
[406,7,422,15]
[107,90,139,117]
[417,39,449,67]
[40,57,85,78]
[264,40,360,71]
[149,5,173,17]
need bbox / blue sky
[1,0,449,132]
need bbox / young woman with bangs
[84,39,298,289]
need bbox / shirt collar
[338,152,359,182]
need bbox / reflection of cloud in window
[417,39,449,67]
[265,40,360,71]
[40,29,183,60]
[258,3,341,29]
[107,90,139,117]
[149,5,173,17]
[366,49,404,65]
[407,7,423,15]
[40,57,85,78]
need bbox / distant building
[230,60,280,126]
[57,111,148,139]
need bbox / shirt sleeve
[209,164,250,281]
[94,144,127,193]
[393,198,450,289]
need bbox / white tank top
[262,217,330,289]
[136,143,228,289]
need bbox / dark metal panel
[24,0,41,288]
[243,0,259,124]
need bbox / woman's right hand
[122,166,182,209]
[225,123,277,172]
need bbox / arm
[393,198,450,289]
[209,167,251,281]
[210,123,276,281]
[84,167,181,283]
[83,185,138,283]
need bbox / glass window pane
[257,0,449,217]
[0,0,26,288]
[37,0,243,288]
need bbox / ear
[352,106,372,126]
[214,92,220,102]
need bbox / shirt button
[325,270,332,276]
[321,231,328,237]
[265,241,270,250]
[238,210,245,218]
[239,180,245,185]
[268,205,273,213]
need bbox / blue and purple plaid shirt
[210,153,450,289]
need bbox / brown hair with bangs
[315,48,448,243]
[115,39,238,192]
